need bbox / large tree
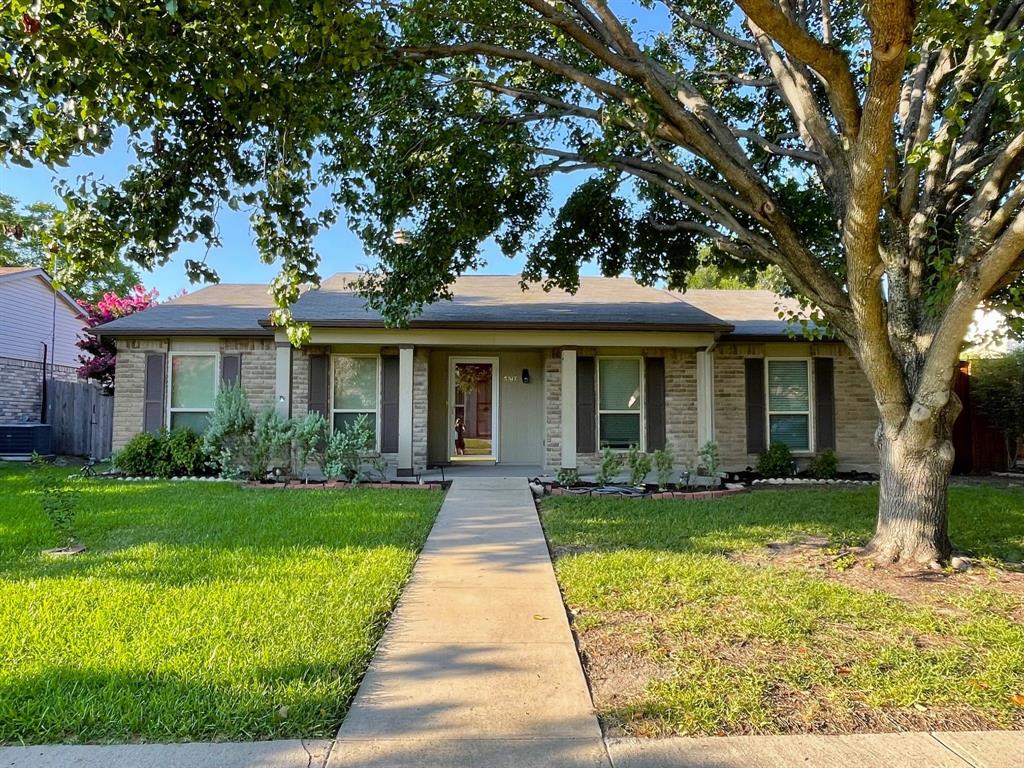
[3,0,1024,566]
[0,192,139,302]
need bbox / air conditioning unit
[0,424,53,458]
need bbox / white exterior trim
[696,349,714,446]
[274,343,291,418]
[560,349,577,469]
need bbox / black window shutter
[645,357,666,451]
[143,353,166,434]
[221,353,241,387]
[814,357,836,451]
[745,358,767,454]
[307,354,329,418]
[576,356,596,454]
[380,355,400,453]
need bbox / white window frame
[166,351,220,431]
[596,355,645,451]
[330,353,382,453]
[764,357,815,454]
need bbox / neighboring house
[0,266,86,423]
[96,275,880,474]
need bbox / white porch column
[696,348,714,446]
[560,349,577,469]
[274,342,292,418]
[397,345,415,476]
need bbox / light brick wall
[544,352,561,470]
[0,357,79,423]
[111,337,275,451]
[412,349,429,472]
[111,338,169,451]
[712,342,879,472]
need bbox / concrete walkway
[328,477,609,768]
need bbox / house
[95,274,880,474]
[0,266,87,423]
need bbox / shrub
[292,411,327,481]
[971,349,1024,468]
[324,414,375,482]
[652,448,674,489]
[627,445,652,487]
[203,384,255,478]
[595,446,624,485]
[161,428,210,477]
[556,467,580,487]
[809,448,839,479]
[250,407,295,479]
[696,440,720,477]
[757,442,796,477]
[113,431,161,476]
[30,453,79,548]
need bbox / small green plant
[809,448,839,479]
[696,440,720,477]
[203,383,256,478]
[757,442,796,477]
[292,411,327,481]
[627,445,652,487]
[250,407,295,479]
[324,414,375,482]
[30,453,79,549]
[556,467,580,487]
[652,448,675,490]
[595,447,624,485]
[113,431,161,475]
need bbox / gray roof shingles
[96,274,805,338]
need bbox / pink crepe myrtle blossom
[77,285,160,393]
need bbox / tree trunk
[865,417,956,568]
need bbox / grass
[541,486,1024,737]
[0,463,443,744]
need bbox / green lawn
[0,463,443,744]
[542,487,1024,737]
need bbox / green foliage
[203,384,256,478]
[29,453,78,548]
[324,414,374,482]
[557,467,581,487]
[696,441,720,477]
[757,442,796,477]
[292,411,327,479]
[0,193,139,302]
[595,447,625,486]
[653,448,675,490]
[250,407,295,479]
[809,449,839,480]
[627,445,652,487]
[114,429,212,478]
[112,431,161,476]
[970,350,1024,467]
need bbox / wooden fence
[46,379,114,459]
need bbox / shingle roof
[96,283,275,335]
[673,289,818,339]
[0,266,38,277]
[95,274,811,338]
[286,274,731,331]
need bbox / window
[168,353,217,431]
[766,359,812,451]
[598,357,643,449]
[332,355,379,447]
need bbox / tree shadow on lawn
[541,487,1024,565]
[0,660,362,744]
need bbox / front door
[449,358,499,462]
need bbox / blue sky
[1,130,596,299]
